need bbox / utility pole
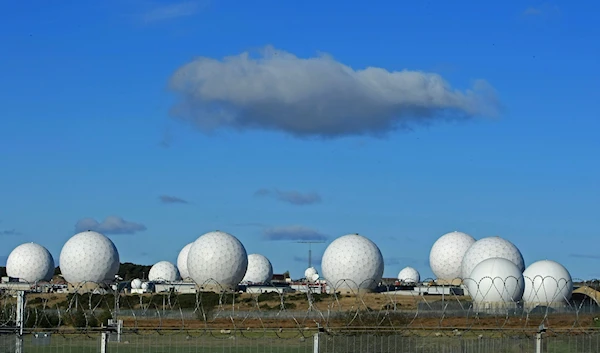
[295,241,326,268]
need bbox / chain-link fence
[1,276,599,352]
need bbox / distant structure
[461,236,525,279]
[59,230,120,292]
[187,230,248,292]
[242,254,273,284]
[429,231,475,282]
[148,261,180,282]
[321,233,384,295]
[6,242,55,283]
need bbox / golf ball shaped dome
[149,261,180,282]
[429,231,476,280]
[59,230,120,284]
[177,243,193,280]
[321,233,384,293]
[461,236,524,279]
[187,230,248,289]
[241,254,273,284]
[6,242,55,282]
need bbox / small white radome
[398,267,420,284]
[149,261,180,282]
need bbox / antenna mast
[295,241,326,268]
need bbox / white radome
[321,233,384,293]
[59,231,120,284]
[429,231,476,281]
[523,260,573,305]
[141,282,149,290]
[6,242,55,282]
[149,261,180,282]
[242,254,273,284]
[177,243,193,280]
[131,278,142,289]
[305,267,319,282]
[187,230,248,290]
[465,257,525,303]
[461,236,524,279]
[398,266,420,284]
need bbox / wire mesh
[0,276,599,352]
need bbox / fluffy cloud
[263,225,327,241]
[254,188,321,205]
[159,195,189,204]
[75,216,147,235]
[168,46,499,138]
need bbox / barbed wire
[1,276,600,338]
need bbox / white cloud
[168,46,500,138]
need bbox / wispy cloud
[75,216,147,235]
[522,3,560,17]
[159,195,189,204]
[263,225,328,241]
[570,253,600,260]
[0,229,22,236]
[140,1,202,24]
[254,188,322,206]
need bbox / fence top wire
[1,276,599,337]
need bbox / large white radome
[430,231,476,281]
[242,254,273,284]
[7,243,55,282]
[321,233,384,293]
[398,267,420,284]
[461,236,524,280]
[523,260,573,306]
[187,231,248,290]
[177,243,193,280]
[465,257,525,303]
[59,231,120,284]
[149,261,180,282]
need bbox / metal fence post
[536,324,546,353]
[101,330,109,353]
[313,332,320,353]
[15,290,25,353]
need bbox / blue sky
[1,1,599,280]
